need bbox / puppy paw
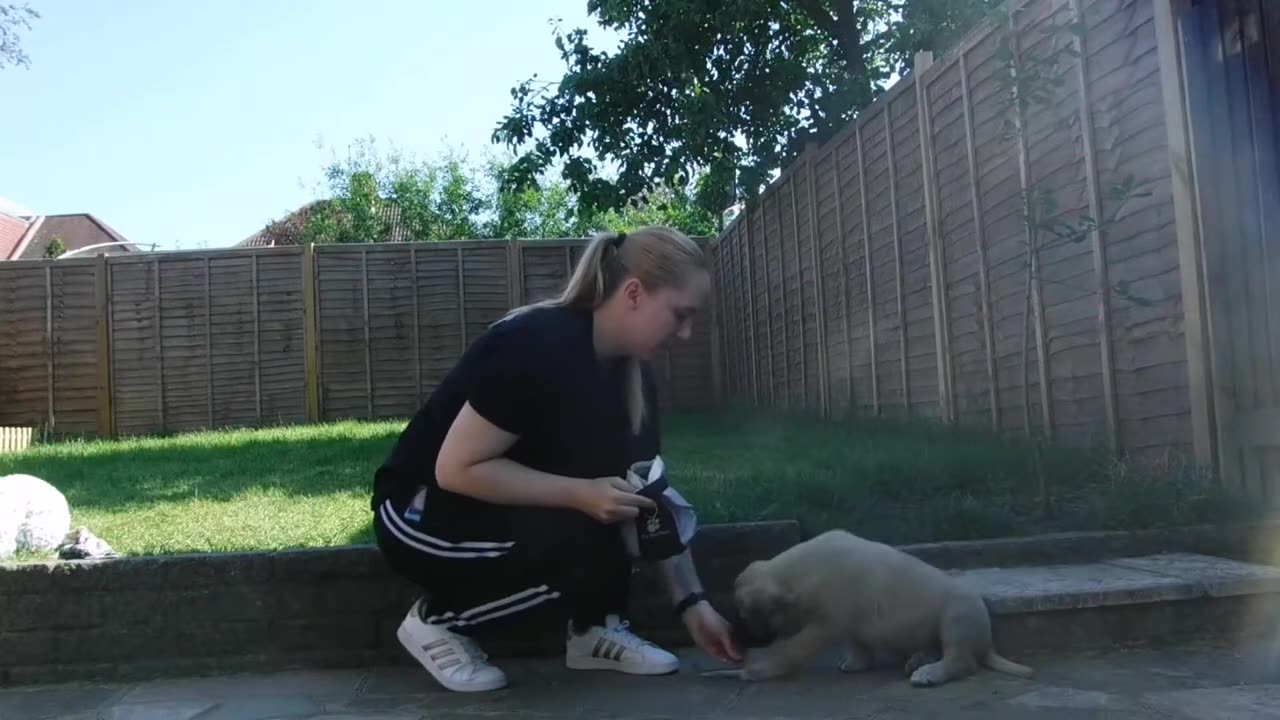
[903,651,938,677]
[838,648,874,673]
[909,662,950,688]
[741,658,782,682]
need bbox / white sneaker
[564,614,680,675]
[396,600,508,693]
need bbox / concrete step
[955,552,1280,657]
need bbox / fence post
[744,218,762,406]
[788,168,807,409]
[767,193,784,407]
[44,265,54,433]
[1008,8,1055,437]
[831,143,855,414]
[805,145,831,418]
[856,124,881,415]
[1154,0,1217,470]
[507,239,524,308]
[1071,0,1119,451]
[914,50,956,423]
[709,242,724,407]
[204,255,214,429]
[361,247,373,419]
[883,107,911,412]
[302,243,321,423]
[153,257,166,434]
[959,52,1001,432]
[95,254,115,438]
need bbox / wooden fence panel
[706,0,1196,469]
[748,205,768,406]
[364,246,420,421]
[0,263,52,428]
[890,84,941,418]
[316,247,377,421]
[464,243,514,342]
[1088,0,1190,456]
[108,259,162,437]
[812,149,848,417]
[1,237,718,440]
[414,245,465,402]
[930,57,997,429]
[838,129,876,415]
[207,252,257,425]
[48,262,100,435]
[860,107,904,414]
[519,242,572,304]
[255,252,308,425]
[157,256,213,434]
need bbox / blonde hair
[503,225,709,434]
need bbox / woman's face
[622,270,710,360]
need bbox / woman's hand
[681,600,744,665]
[573,477,657,524]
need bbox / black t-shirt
[372,304,662,526]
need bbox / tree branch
[793,0,868,83]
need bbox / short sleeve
[465,323,559,436]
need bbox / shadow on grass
[659,406,1263,545]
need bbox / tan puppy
[722,529,1034,687]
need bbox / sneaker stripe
[380,504,511,559]
[610,642,626,662]
[381,500,515,549]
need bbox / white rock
[0,473,72,559]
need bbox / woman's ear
[621,277,643,309]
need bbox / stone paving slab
[957,559,1205,613]
[1106,552,1280,597]
[956,552,1280,614]
[3,641,1279,719]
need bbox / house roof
[6,214,140,260]
[238,199,417,247]
[0,213,29,260]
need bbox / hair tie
[611,232,627,249]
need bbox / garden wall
[0,521,800,685]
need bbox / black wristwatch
[674,591,706,617]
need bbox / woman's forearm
[440,457,587,510]
[660,548,705,605]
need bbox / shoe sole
[396,619,508,693]
[565,654,680,675]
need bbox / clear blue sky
[0,0,618,251]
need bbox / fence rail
[0,240,719,438]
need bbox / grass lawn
[0,408,1259,558]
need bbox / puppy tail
[983,651,1034,679]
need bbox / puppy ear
[760,578,802,636]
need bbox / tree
[267,136,716,245]
[492,0,1001,218]
[1,3,39,70]
[44,236,66,259]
